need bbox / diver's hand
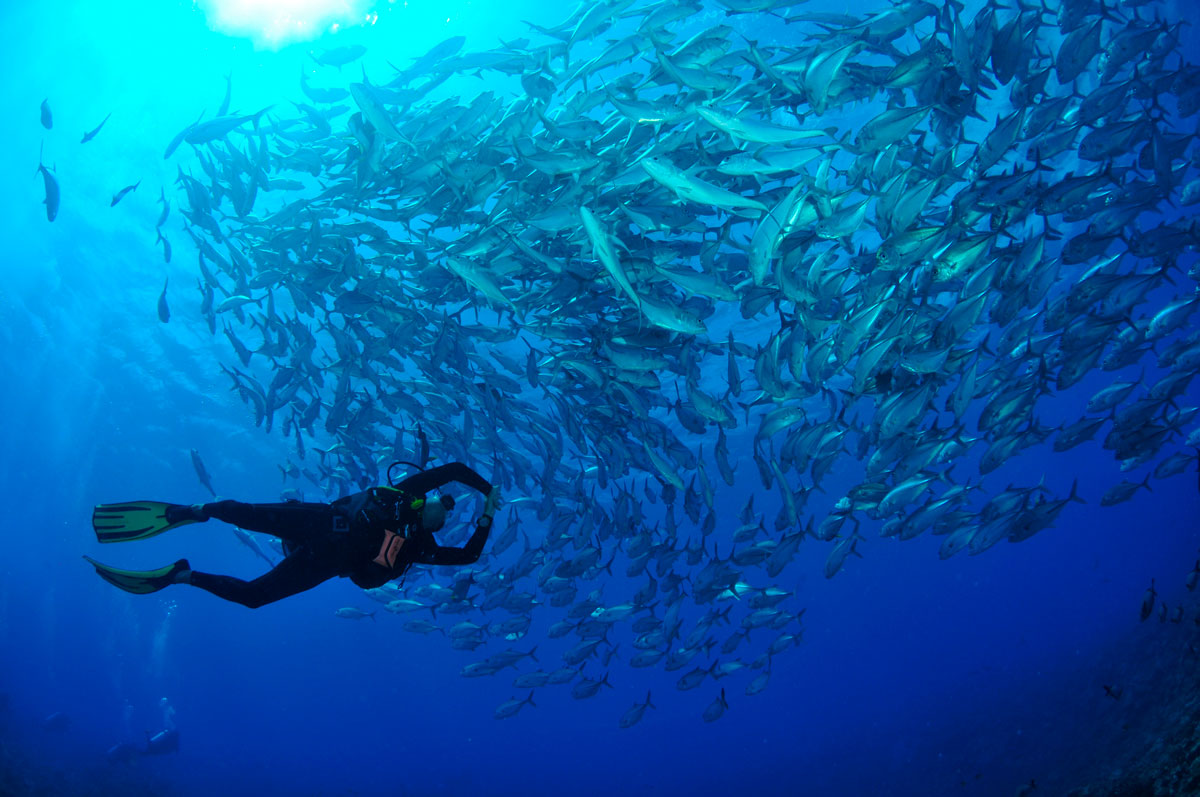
[483,487,501,520]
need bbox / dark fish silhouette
[36,144,58,221]
[1140,580,1157,622]
[110,180,140,207]
[311,44,366,69]
[190,448,216,496]
[217,70,232,117]
[157,278,170,323]
[155,186,170,227]
[156,230,171,263]
[81,112,111,143]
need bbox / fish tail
[251,105,274,129]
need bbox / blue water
[2,0,1199,795]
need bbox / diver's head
[421,494,455,533]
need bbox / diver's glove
[480,487,501,527]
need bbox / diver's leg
[184,549,337,609]
[200,500,337,544]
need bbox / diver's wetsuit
[188,462,493,608]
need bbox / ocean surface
[2,0,1199,795]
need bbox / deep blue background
[2,1,1198,795]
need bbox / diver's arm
[419,520,492,566]
[415,487,501,567]
[399,462,492,496]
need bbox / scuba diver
[85,462,500,609]
[106,728,181,764]
[107,699,180,765]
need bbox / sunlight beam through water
[195,0,374,48]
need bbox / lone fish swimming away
[36,144,58,222]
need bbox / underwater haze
[2,0,1200,795]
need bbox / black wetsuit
[188,462,493,608]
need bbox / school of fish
[55,0,1200,724]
